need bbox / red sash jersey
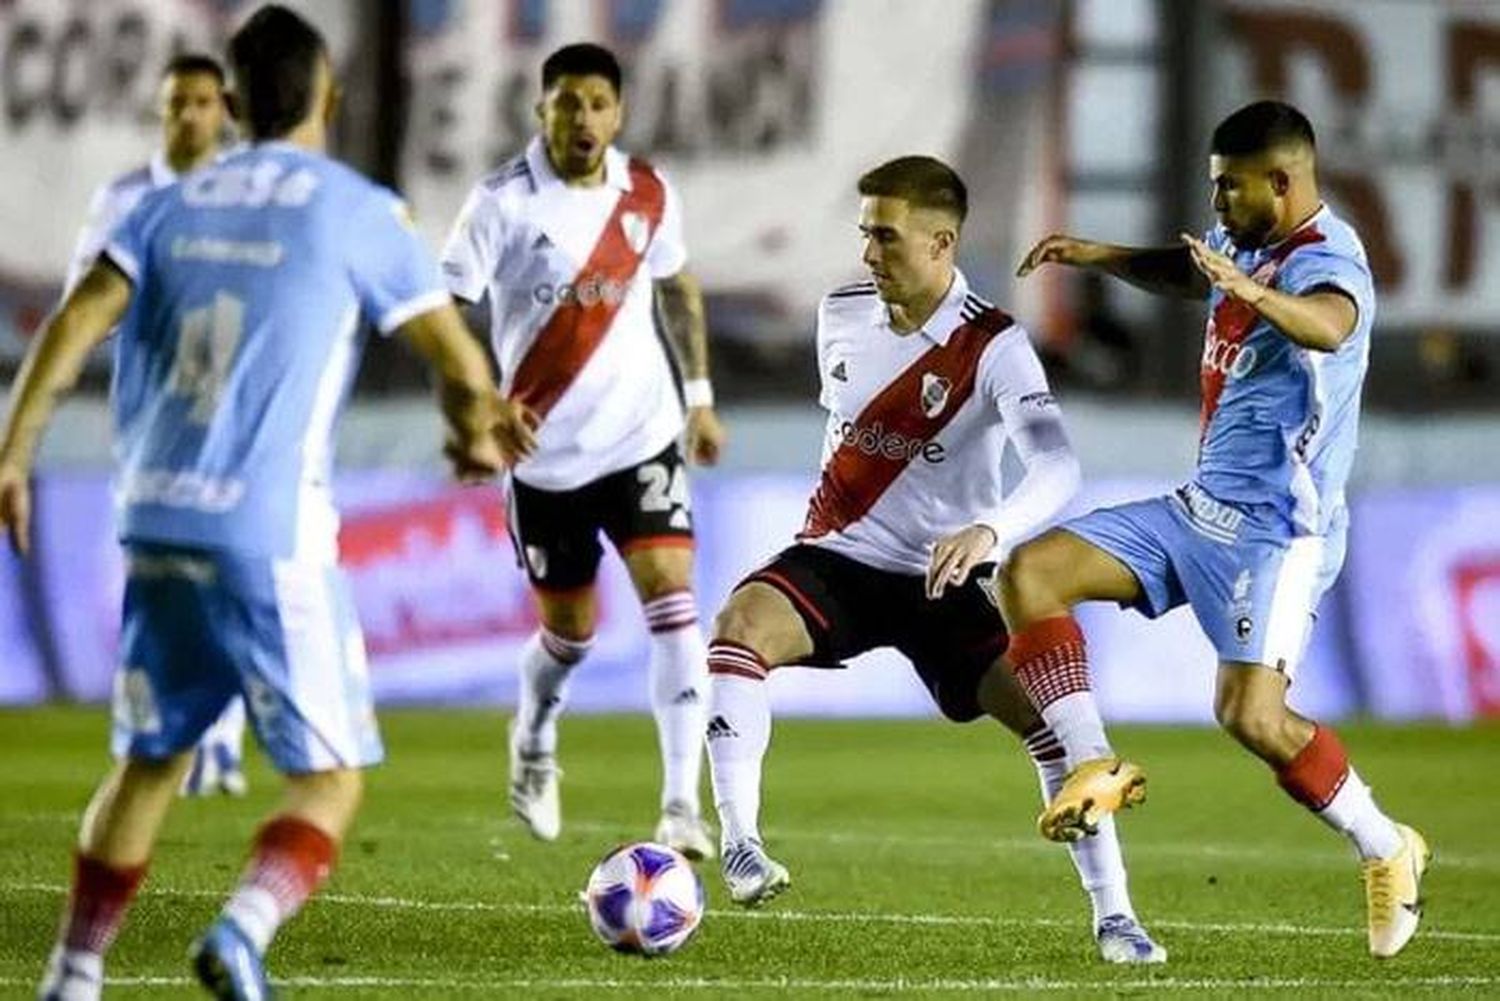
[799,270,1081,575]
[441,137,688,490]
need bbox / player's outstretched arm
[1180,233,1357,351]
[395,303,520,479]
[1017,233,1209,300]
[654,270,726,466]
[0,260,131,554]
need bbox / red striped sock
[59,853,146,956]
[707,640,769,681]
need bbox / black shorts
[744,544,1008,722]
[507,442,694,592]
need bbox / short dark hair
[162,53,225,87]
[541,43,622,95]
[857,156,968,225]
[1211,100,1316,157]
[227,5,327,140]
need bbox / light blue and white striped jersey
[1195,205,1375,537]
[103,143,449,561]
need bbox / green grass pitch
[2,708,1497,998]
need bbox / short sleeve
[100,189,163,286]
[645,170,688,279]
[66,184,120,293]
[814,298,835,411]
[1279,243,1374,324]
[348,189,451,336]
[439,184,503,304]
[982,325,1072,461]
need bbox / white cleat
[38,946,102,1001]
[1095,913,1168,964]
[721,839,791,907]
[655,801,716,861]
[1365,823,1430,959]
[508,722,561,842]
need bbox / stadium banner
[13,469,1367,723]
[1345,488,1500,721]
[399,0,987,323]
[1217,0,1500,330]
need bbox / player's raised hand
[0,461,32,556]
[925,523,999,600]
[1016,234,1099,278]
[1180,233,1265,305]
[493,397,540,466]
[684,406,726,466]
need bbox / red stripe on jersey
[799,307,1013,541]
[509,159,667,420]
[1198,226,1326,438]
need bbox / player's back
[106,143,436,562]
[1196,206,1374,536]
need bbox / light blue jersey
[1195,205,1375,536]
[103,142,448,561]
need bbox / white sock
[1317,768,1403,860]
[704,647,772,848]
[1040,692,1113,768]
[643,591,709,814]
[1025,728,1133,926]
[222,885,280,953]
[514,628,593,756]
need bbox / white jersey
[66,151,178,293]
[441,137,688,491]
[800,270,1081,575]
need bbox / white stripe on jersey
[295,305,359,563]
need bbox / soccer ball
[584,842,704,956]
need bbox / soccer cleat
[655,801,716,861]
[1037,757,1147,843]
[721,839,791,907]
[1096,913,1168,964]
[508,721,562,841]
[37,946,102,1001]
[181,741,249,798]
[1364,823,1430,959]
[190,918,273,1001]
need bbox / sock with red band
[1007,616,1113,768]
[705,641,772,848]
[222,816,338,953]
[644,590,708,813]
[43,852,147,992]
[1276,724,1401,860]
[514,628,594,757]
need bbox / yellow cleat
[1365,824,1430,959]
[1038,757,1147,842]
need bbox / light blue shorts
[109,543,383,772]
[1062,484,1344,677]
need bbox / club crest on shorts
[620,211,651,254]
[920,373,952,418]
[526,545,549,580]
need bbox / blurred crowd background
[1,0,1497,723]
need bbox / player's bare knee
[997,541,1066,624]
[537,592,597,641]
[624,546,693,601]
[1214,691,1281,754]
[712,585,794,665]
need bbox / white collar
[880,269,971,346]
[148,150,177,186]
[525,135,631,193]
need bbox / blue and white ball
[584,842,704,956]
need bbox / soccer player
[441,43,725,859]
[7,8,507,998]
[64,53,252,799]
[703,156,1167,964]
[1007,101,1427,958]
